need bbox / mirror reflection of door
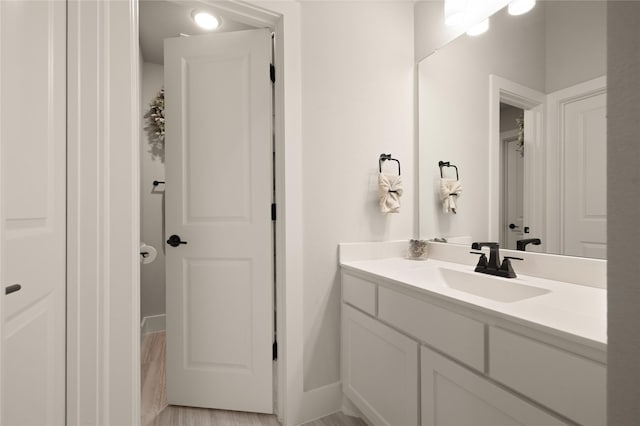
[556,84,607,259]
[500,104,525,250]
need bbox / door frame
[67,1,307,425]
[488,75,546,247]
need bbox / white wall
[545,1,606,93]
[300,1,415,391]
[607,2,640,423]
[140,61,166,321]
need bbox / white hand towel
[440,179,462,213]
[378,173,403,213]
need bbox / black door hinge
[270,64,275,83]
[272,340,278,360]
[271,203,276,221]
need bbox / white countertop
[341,257,607,352]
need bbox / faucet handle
[499,256,523,278]
[470,251,488,270]
[503,256,523,261]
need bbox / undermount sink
[438,267,550,303]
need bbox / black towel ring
[379,154,401,176]
[439,161,459,180]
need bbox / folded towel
[378,173,403,213]
[440,179,462,213]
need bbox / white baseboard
[140,314,166,336]
[295,381,342,426]
[342,395,371,425]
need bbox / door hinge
[272,340,278,360]
[270,64,275,83]
[271,203,277,221]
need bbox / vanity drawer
[489,327,606,426]
[342,273,377,316]
[378,287,484,371]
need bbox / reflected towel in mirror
[378,173,403,213]
[440,179,462,213]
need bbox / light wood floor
[141,331,366,426]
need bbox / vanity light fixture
[508,0,536,16]
[444,0,468,26]
[444,0,509,33]
[466,18,490,36]
[192,11,220,30]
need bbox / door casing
[65,1,314,425]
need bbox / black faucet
[471,242,501,270]
[517,238,541,251]
[471,242,522,278]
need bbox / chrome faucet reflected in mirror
[470,242,523,278]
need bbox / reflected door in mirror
[502,129,524,250]
[562,90,607,259]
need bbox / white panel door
[563,91,607,259]
[164,29,273,413]
[501,131,524,250]
[0,1,66,425]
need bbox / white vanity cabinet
[341,269,605,426]
[342,304,419,426]
[489,327,606,426]
[421,346,566,426]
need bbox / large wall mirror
[418,1,606,259]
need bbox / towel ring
[439,161,459,180]
[379,154,401,175]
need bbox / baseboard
[295,381,342,425]
[140,314,166,336]
[342,395,371,425]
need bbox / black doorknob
[509,223,520,230]
[167,234,188,247]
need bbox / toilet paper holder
[140,243,158,264]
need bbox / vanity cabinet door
[489,327,606,426]
[421,346,567,426]
[342,304,419,426]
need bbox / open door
[1,1,66,424]
[164,29,273,413]
[501,129,524,250]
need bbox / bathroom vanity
[340,241,606,426]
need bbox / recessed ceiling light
[508,0,536,16]
[192,11,220,30]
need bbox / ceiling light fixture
[508,0,536,16]
[192,11,220,30]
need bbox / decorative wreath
[515,117,524,157]
[147,88,165,143]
